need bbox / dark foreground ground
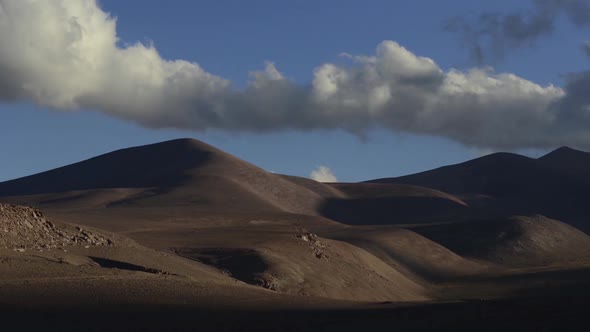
[3,296,589,332]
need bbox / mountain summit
[0,138,338,215]
[0,138,221,195]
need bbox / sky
[0,0,588,182]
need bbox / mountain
[0,139,454,302]
[4,138,590,325]
[0,138,339,216]
[0,138,466,226]
[538,146,590,180]
[367,147,590,231]
[3,141,589,230]
[367,151,584,197]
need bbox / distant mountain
[538,146,590,180]
[0,138,466,225]
[0,138,219,194]
[0,139,335,215]
[367,147,590,231]
[7,138,589,232]
[367,151,585,196]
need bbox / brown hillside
[0,139,337,216]
[411,215,590,268]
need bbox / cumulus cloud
[0,0,589,150]
[445,0,590,63]
[310,166,338,183]
[584,41,590,57]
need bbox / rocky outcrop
[0,204,112,252]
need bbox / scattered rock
[296,229,329,261]
[255,273,281,291]
[0,203,113,251]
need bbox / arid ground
[2,138,590,331]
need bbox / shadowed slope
[323,226,490,282]
[411,215,590,268]
[320,183,469,225]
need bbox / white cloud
[309,41,565,148]
[0,0,229,127]
[310,166,338,183]
[0,1,588,150]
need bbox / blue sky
[0,0,588,182]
